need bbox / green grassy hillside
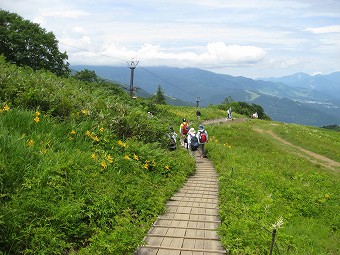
[0,56,211,254]
[1,56,339,254]
[206,120,339,254]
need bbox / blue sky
[1,0,340,78]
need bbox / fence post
[269,228,277,255]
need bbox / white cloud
[205,43,266,64]
[72,26,87,35]
[70,42,266,67]
[305,25,340,34]
[1,0,340,78]
[280,58,301,68]
[41,9,88,18]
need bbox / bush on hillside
[0,56,175,145]
[218,98,271,120]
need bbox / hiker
[196,110,201,119]
[166,126,177,151]
[251,112,258,119]
[197,124,208,158]
[229,107,233,119]
[179,118,189,148]
[226,107,233,121]
[187,127,199,157]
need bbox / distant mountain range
[71,65,340,127]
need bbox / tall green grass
[0,109,195,253]
[206,121,340,254]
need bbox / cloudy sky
[1,0,340,78]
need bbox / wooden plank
[158,217,220,224]
[140,245,226,254]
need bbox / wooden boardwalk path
[135,157,226,255]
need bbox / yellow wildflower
[143,163,149,170]
[133,154,139,161]
[3,105,10,111]
[34,116,40,123]
[151,160,156,167]
[91,153,98,160]
[224,143,232,148]
[164,165,170,171]
[118,140,126,147]
[35,111,41,116]
[85,131,91,137]
[107,154,113,163]
[69,136,74,140]
[101,161,107,169]
[91,135,100,142]
[27,139,34,147]
[81,109,89,115]
[325,194,330,200]
[41,149,47,154]
[124,155,130,160]
[70,130,76,135]
[100,127,105,132]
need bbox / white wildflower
[272,216,284,229]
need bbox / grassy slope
[1,56,339,254]
[0,58,203,254]
[206,119,339,255]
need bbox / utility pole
[196,96,200,108]
[128,59,139,98]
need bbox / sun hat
[189,127,195,133]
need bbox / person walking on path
[166,126,177,151]
[228,107,233,120]
[179,118,189,148]
[187,127,199,157]
[196,110,201,119]
[197,124,208,158]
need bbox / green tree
[73,69,102,83]
[151,85,167,105]
[218,99,271,120]
[0,10,70,76]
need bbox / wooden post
[269,228,277,255]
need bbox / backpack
[198,131,207,143]
[190,135,199,151]
[182,122,189,135]
[166,133,176,150]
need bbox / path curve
[202,118,339,171]
[135,158,226,254]
[254,128,340,171]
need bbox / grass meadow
[206,120,339,255]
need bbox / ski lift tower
[196,96,200,109]
[128,59,139,98]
